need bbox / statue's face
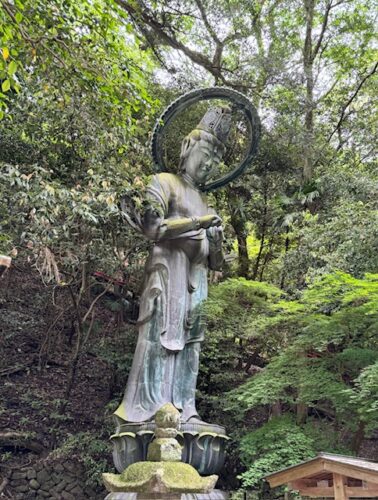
[184,139,222,186]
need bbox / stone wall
[7,459,104,499]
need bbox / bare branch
[83,282,111,323]
[223,31,247,44]
[313,0,354,60]
[312,0,332,60]
[114,0,240,86]
[194,0,221,44]
[317,76,340,102]
[327,61,378,143]
[0,478,9,495]
[195,0,224,75]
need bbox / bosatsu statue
[114,106,231,424]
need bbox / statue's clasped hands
[196,214,222,229]
[200,215,224,249]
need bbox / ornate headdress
[196,106,232,145]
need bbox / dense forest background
[0,0,377,498]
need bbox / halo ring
[151,87,261,191]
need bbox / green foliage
[280,160,378,286]
[91,330,138,398]
[0,0,156,120]
[198,272,378,489]
[230,272,378,438]
[346,361,378,432]
[335,348,378,379]
[52,431,112,487]
[239,416,316,489]
[198,278,282,423]
[239,415,353,492]
[205,278,281,326]
[0,0,159,289]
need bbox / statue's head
[179,106,231,187]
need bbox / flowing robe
[114,172,222,423]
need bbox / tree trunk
[271,401,282,417]
[228,188,250,278]
[296,401,308,424]
[229,211,249,278]
[64,322,83,401]
[352,421,366,455]
[252,187,268,280]
[0,431,45,454]
[303,0,315,183]
[259,238,274,281]
[252,231,265,281]
[279,226,290,289]
[235,223,249,278]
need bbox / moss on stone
[103,461,218,494]
[147,438,182,462]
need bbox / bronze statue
[114,107,231,424]
[109,89,260,479]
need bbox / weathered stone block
[63,461,76,473]
[42,479,55,491]
[86,487,98,498]
[51,472,63,484]
[29,479,40,490]
[27,469,37,480]
[38,491,50,498]
[61,491,75,500]
[55,479,68,492]
[147,438,182,462]
[66,480,78,491]
[10,478,28,488]
[36,469,50,484]
[14,483,29,492]
[34,462,43,472]
[12,471,28,480]
[54,463,65,472]
[70,484,84,496]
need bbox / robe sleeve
[141,174,170,240]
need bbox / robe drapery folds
[115,173,219,423]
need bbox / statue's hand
[199,214,222,229]
[207,225,223,245]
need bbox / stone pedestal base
[111,421,229,475]
[105,490,228,499]
[106,407,228,500]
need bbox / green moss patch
[103,461,217,493]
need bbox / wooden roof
[265,453,378,498]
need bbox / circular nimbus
[151,87,261,192]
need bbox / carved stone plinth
[111,421,229,475]
[103,461,217,494]
[104,405,224,499]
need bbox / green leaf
[8,61,17,76]
[15,12,23,23]
[2,79,10,92]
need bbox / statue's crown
[196,106,231,144]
